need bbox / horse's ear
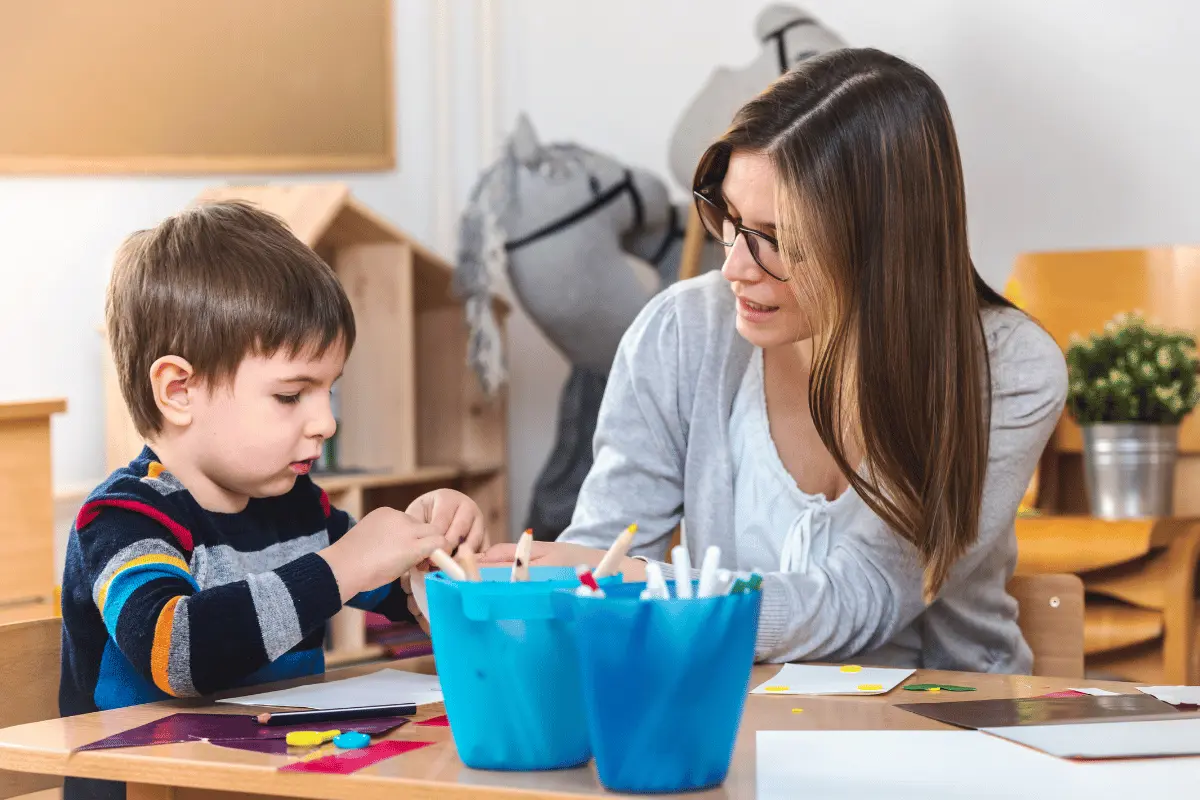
[509,113,542,165]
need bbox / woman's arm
[754,313,1067,663]
[556,290,688,561]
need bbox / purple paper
[210,738,294,755]
[77,713,410,751]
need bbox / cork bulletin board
[0,0,394,174]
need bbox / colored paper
[76,713,408,752]
[898,694,1179,730]
[416,714,450,727]
[757,730,1200,800]
[218,668,443,709]
[983,717,1200,760]
[279,739,435,774]
[1137,686,1200,706]
[749,664,914,696]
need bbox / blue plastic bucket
[555,581,760,793]
[426,566,617,771]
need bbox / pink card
[279,739,435,774]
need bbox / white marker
[712,568,735,596]
[696,545,721,598]
[594,523,637,579]
[429,549,468,581]
[644,561,669,600]
[511,529,533,582]
[671,545,693,599]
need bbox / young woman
[481,48,1066,672]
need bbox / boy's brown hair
[107,201,356,437]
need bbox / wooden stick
[430,548,468,581]
[594,523,637,579]
[456,546,481,581]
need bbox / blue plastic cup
[426,566,618,771]
[555,581,760,793]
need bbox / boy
[60,202,483,800]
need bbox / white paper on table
[217,668,443,709]
[1137,685,1200,706]
[750,663,914,696]
[757,730,1200,800]
[1069,687,1123,697]
[981,718,1200,760]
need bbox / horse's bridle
[504,169,682,266]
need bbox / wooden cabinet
[0,399,65,607]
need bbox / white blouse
[730,348,847,574]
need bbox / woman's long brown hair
[695,48,1015,600]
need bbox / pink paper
[415,714,449,727]
[279,739,435,774]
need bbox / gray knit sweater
[559,271,1066,673]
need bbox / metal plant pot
[1081,424,1178,519]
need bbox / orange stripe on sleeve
[150,595,182,696]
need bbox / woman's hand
[478,541,647,580]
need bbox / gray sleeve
[753,313,1067,663]
[557,291,686,561]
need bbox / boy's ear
[149,356,197,428]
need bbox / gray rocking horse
[456,115,687,540]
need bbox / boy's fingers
[465,516,486,552]
[443,504,475,551]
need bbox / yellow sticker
[856,684,884,692]
[928,687,941,692]
[839,665,863,673]
[791,708,804,714]
[286,729,341,747]
[764,686,790,692]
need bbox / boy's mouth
[290,460,315,475]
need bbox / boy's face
[185,341,346,509]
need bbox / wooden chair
[1007,247,1200,683]
[1008,574,1085,678]
[0,619,62,800]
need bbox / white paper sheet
[1137,685,1200,706]
[750,663,915,696]
[217,668,443,709]
[1069,687,1123,697]
[757,730,1200,800]
[982,718,1200,760]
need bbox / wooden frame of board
[0,0,395,174]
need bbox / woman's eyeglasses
[693,190,789,282]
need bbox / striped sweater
[59,447,414,718]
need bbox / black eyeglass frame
[692,189,790,282]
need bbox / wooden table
[0,662,1146,800]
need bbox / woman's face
[718,151,809,348]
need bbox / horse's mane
[455,138,598,395]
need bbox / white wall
[496,0,1200,532]
[5,1,1200,548]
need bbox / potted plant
[1066,312,1200,519]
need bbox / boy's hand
[405,489,487,555]
[320,508,450,603]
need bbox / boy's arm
[77,505,342,698]
[329,508,417,623]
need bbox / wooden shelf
[325,644,387,669]
[312,467,460,495]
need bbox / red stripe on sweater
[76,499,195,553]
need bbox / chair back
[1008,573,1085,678]
[0,618,62,799]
